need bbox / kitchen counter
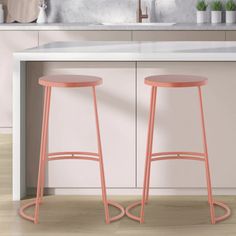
[14,41,236,61]
[2,23,236,31]
[13,41,236,201]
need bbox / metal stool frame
[19,85,125,224]
[126,86,231,224]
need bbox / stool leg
[34,86,51,224]
[140,86,157,223]
[145,87,157,204]
[40,147,48,203]
[92,87,110,224]
[198,86,215,225]
[40,92,51,203]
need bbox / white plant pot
[226,11,236,24]
[211,11,222,24]
[197,11,208,24]
[37,7,47,24]
[0,4,4,23]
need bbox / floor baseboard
[26,187,236,196]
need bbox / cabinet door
[226,31,236,40]
[26,62,136,188]
[137,62,236,189]
[0,31,38,127]
[39,31,131,45]
[133,31,225,41]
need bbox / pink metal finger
[92,86,110,224]
[198,86,216,224]
[126,83,231,225]
[140,87,157,223]
[34,87,51,224]
[40,88,52,202]
[145,87,157,203]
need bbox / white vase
[211,11,222,24]
[0,4,4,23]
[197,11,207,24]
[226,11,236,24]
[37,6,47,24]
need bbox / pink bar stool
[126,75,231,224]
[19,74,125,224]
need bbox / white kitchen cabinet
[26,62,136,189]
[39,31,132,45]
[137,62,236,189]
[133,31,226,41]
[0,31,38,127]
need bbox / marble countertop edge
[13,41,236,62]
[2,23,236,31]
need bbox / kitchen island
[13,41,236,201]
[2,24,236,130]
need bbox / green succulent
[196,0,208,11]
[225,0,236,11]
[211,1,223,11]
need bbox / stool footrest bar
[151,152,206,162]
[152,152,205,157]
[48,151,100,162]
[48,152,99,157]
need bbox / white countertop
[2,23,236,31]
[14,41,236,61]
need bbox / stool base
[126,199,231,224]
[19,199,125,224]
[132,85,231,225]
[125,151,231,224]
[19,151,125,224]
[20,85,125,224]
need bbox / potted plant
[196,0,208,23]
[226,0,236,23]
[211,0,223,24]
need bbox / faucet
[136,0,148,23]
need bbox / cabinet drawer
[226,31,236,41]
[39,31,132,45]
[133,31,225,41]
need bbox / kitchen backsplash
[0,0,229,23]
[46,0,228,24]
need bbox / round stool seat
[145,75,207,88]
[39,74,102,88]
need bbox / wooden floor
[0,133,12,196]
[0,134,235,236]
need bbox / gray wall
[47,0,220,24]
